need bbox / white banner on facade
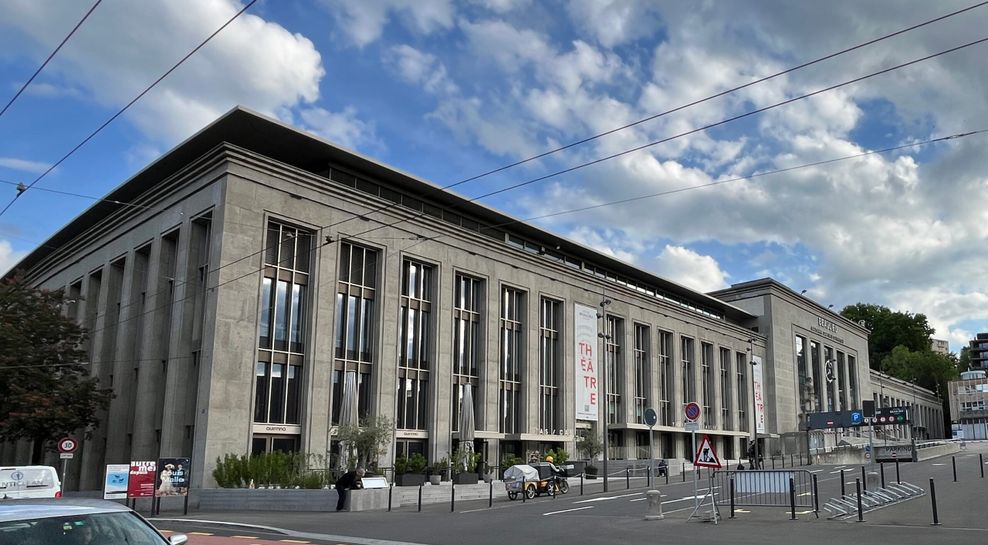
[752,355,766,434]
[575,303,599,421]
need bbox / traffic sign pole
[644,408,657,490]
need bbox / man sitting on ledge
[335,467,365,512]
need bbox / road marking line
[544,506,594,516]
[629,498,647,502]
[784,510,814,515]
[663,495,703,504]
[573,492,642,503]
[189,532,214,536]
[809,470,823,473]
[798,492,812,497]
[734,509,751,513]
[278,540,311,544]
[932,463,945,466]
[231,537,258,540]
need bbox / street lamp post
[748,339,759,469]
[598,297,612,492]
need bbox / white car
[0,466,61,499]
[0,498,187,544]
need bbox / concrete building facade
[969,333,988,370]
[948,370,988,440]
[0,108,943,490]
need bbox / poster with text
[752,356,766,434]
[155,457,191,497]
[575,303,599,421]
[103,464,130,500]
[126,460,157,499]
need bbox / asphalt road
[154,443,988,545]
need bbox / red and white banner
[575,303,599,422]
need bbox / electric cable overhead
[81,128,986,340]
[0,0,258,219]
[11,6,988,338]
[344,33,988,241]
[0,0,102,119]
[299,1,988,237]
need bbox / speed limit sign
[58,437,78,453]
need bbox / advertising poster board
[126,460,157,499]
[155,457,191,497]
[103,464,130,500]
[575,303,599,421]
[752,356,766,434]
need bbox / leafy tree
[0,275,112,463]
[958,346,971,371]
[880,346,958,393]
[336,415,393,470]
[576,429,603,462]
[840,303,935,369]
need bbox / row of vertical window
[253,222,755,435]
[795,334,859,419]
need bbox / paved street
[153,443,988,545]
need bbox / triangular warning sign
[693,434,722,468]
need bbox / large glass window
[720,347,732,430]
[255,222,311,426]
[810,340,822,411]
[681,336,695,406]
[701,342,713,426]
[452,274,483,432]
[659,331,673,425]
[848,355,858,409]
[499,287,525,433]
[332,242,378,425]
[633,324,650,425]
[795,335,811,419]
[539,298,561,433]
[824,346,836,411]
[736,352,747,432]
[837,351,848,410]
[397,260,433,430]
[605,316,624,425]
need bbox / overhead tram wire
[0,0,258,219]
[7,3,982,313]
[0,0,103,119]
[80,128,986,341]
[344,34,988,242]
[303,0,988,235]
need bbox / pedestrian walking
[335,467,366,511]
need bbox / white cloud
[297,107,378,151]
[385,45,458,95]
[0,157,51,175]
[1,0,325,143]
[0,239,27,276]
[320,0,454,47]
[651,245,729,292]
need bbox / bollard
[388,483,393,512]
[856,479,863,522]
[418,484,423,512]
[952,456,957,482]
[880,463,885,489]
[791,453,794,467]
[861,466,867,491]
[647,466,651,487]
[789,477,796,520]
[729,478,736,519]
[896,457,901,484]
[523,483,527,503]
[930,478,940,526]
[451,481,455,512]
[580,474,584,495]
[644,489,664,520]
[682,463,686,482]
[665,467,669,485]
[782,455,785,468]
[813,474,819,517]
[981,454,985,479]
[627,467,630,490]
[841,469,846,497]
[489,480,493,508]
[772,457,776,470]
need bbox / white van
[0,466,62,499]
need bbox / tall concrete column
[105,251,142,466]
[160,220,195,458]
[79,267,114,490]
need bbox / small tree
[336,415,393,470]
[0,275,112,463]
[576,430,603,462]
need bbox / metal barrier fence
[712,469,815,509]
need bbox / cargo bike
[503,463,569,500]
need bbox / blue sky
[1,0,987,353]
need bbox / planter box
[452,473,478,485]
[395,473,426,487]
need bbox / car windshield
[0,511,164,545]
